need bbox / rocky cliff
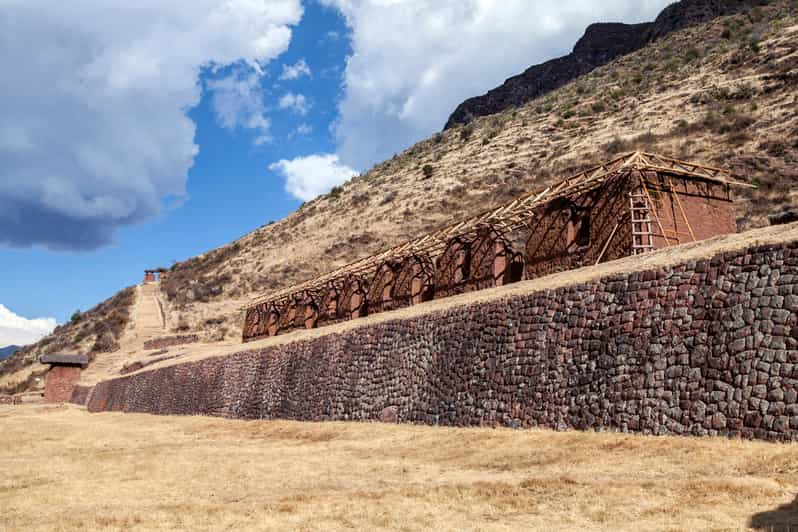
[444,0,768,129]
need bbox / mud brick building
[243,152,749,341]
[40,354,89,403]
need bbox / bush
[328,185,343,199]
[684,48,701,63]
[460,124,474,141]
[91,331,118,354]
[604,137,631,155]
[70,310,82,323]
[422,164,434,179]
[760,141,787,157]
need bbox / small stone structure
[40,354,88,403]
[143,268,169,284]
[244,152,748,341]
[81,240,798,442]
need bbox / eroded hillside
[2,1,797,388]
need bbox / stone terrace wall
[143,334,199,351]
[70,385,93,406]
[0,395,21,405]
[86,242,798,441]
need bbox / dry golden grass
[1,404,797,531]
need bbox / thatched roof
[40,354,89,367]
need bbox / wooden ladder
[630,190,654,255]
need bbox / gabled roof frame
[249,152,753,308]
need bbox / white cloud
[279,58,312,80]
[207,69,273,145]
[320,0,672,170]
[0,304,57,347]
[279,93,310,115]
[0,0,302,250]
[295,123,314,135]
[270,154,357,201]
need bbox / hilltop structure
[243,152,752,342]
[143,268,169,283]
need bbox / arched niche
[265,303,281,337]
[524,197,592,279]
[244,301,281,340]
[296,290,320,330]
[394,253,434,306]
[434,235,474,299]
[318,281,345,326]
[277,296,301,334]
[469,226,525,289]
[366,261,400,315]
[243,303,264,341]
[342,275,369,320]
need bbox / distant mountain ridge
[444,0,768,129]
[0,346,20,361]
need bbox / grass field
[1,404,797,531]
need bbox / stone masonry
[83,241,798,441]
[143,334,199,351]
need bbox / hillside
[1,0,797,390]
[0,346,19,361]
[444,0,769,129]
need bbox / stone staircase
[135,282,166,343]
[80,282,167,382]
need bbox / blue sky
[0,0,671,346]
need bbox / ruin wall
[143,334,200,351]
[44,366,82,403]
[85,241,798,441]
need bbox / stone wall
[69,385,93,406]
[0,395,21,405]
[44,366,81,403]
[86,241,798,441]
[143,334,199,351]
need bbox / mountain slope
[445,0,769,129]
[2,0,797,389]
[0,345,19,361]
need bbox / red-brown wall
[643,173,736,248]
[44,365,82,403]
[524,174,635,279]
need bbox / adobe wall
[86,241,798,441]
[524,174,634,278]
[648,175,736,248]
[44,366,82,403]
